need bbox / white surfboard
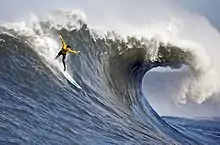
[63,71,82,90]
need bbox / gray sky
[0,0,87,21]
[174,0,220,31]
[1,0,220,31]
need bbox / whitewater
[1,1,220,145]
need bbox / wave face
[1,10,220,145]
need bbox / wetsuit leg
[55,50,62,59]
[62,54,67,71]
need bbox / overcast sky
[0,0,220,31]
[175,0,220,30]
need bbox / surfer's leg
[62,54,66,71]
[55,51,62,59]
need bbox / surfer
[55,35,80,71]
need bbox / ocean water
[1,9,220,145]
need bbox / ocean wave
[1,10,220,144]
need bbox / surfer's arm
[60,35,67,48]
[68,49,80,54]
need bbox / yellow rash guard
[60,35,79,54]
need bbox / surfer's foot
[64,67,66,71]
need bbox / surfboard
[63,71,82,90]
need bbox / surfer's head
[67,45,71,49]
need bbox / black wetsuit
[55,50,67,71]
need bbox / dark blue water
[0,16,220,145]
